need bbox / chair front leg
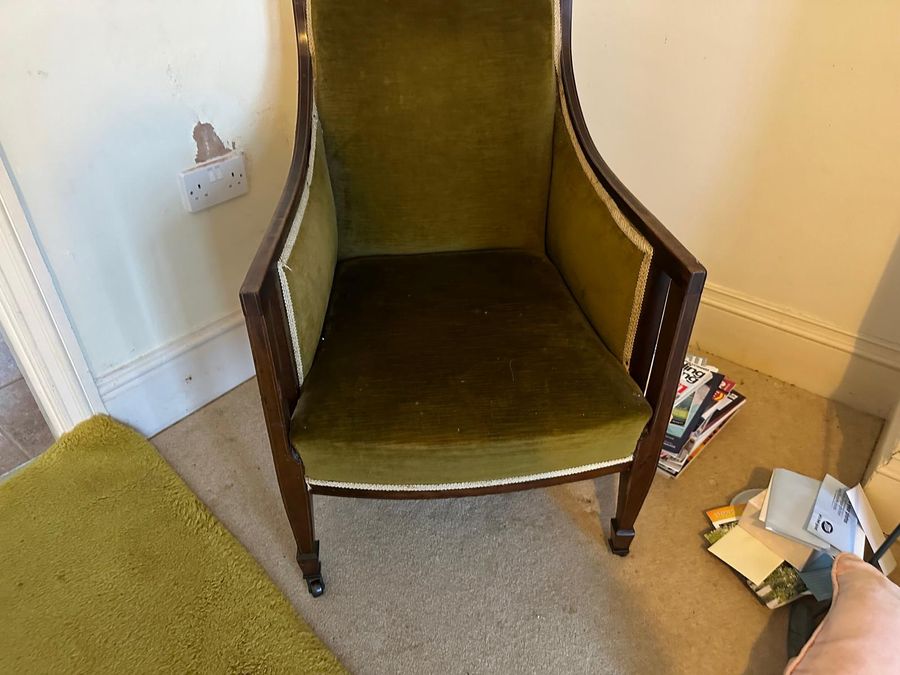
[610,271,703,555]
[274,447,324,597]
[610,435,655,555]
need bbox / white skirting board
[692,283,900,419]
[95,311,255,437]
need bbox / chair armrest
[555,0,706,498]
[240,3,336,460]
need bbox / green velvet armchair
[241,0,705,597]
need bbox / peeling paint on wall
[192,122,229,163]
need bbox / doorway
[0,147,105,459]
[0,329,53,475]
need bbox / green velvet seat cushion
[290,250,651,488]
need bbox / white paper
[806,474,859,553]
[765,469,829,550]
[847,484,897,575]
[759,472,774,521]
[739,491,815,570]
[709,526,784,586]
[852,524,866,558]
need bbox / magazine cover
[674,362,715,407]
[658,394,746,477]
[664,373,725,455]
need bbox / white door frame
[0,151,105,437]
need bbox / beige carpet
[153,354,885,674]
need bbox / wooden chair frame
[240,0,706,596]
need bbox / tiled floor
[0,335,55,476]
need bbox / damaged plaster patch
[192,122,230,163]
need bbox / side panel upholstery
[309,0,556,258]
[279,120,338,381]
[546,96,653,367]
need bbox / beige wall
[0,0,298,432]
[573,0,900,416]
[1,0,897,429]
[0,0,296,377]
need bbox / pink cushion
[786,553,900,674]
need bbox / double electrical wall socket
[179,151,248,213]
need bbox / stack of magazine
[657,356,747,478]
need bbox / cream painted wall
[1,0,897,430]
[0,0,298,432]
[573,0,900,416]
[0,0,296,377]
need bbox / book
[703,475,894,610]
[656,356,747,477]
[695,378,736,434]
[663,373,725,456]
[658,392,746,478]
[674,362,715,408]
[662,381,741,459]
[703,521,810,609]
[657,408,741,478]
[666,396,694,435]
[706,504,746,528]
[738,491,815,570]
[749,564,810,609]
[702,390,746,434]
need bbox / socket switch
[179,151,248,213]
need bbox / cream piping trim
[306,454,633,491]
[552,0,562,71]
[277,103,320,385]
[307,0,319,80]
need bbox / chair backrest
[309,0,557,259]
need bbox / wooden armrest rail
[240,1,314,469]
[241,10,314,306]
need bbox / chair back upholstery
[309,0,557,259]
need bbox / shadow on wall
[841,234,900,411]
[739,242,898,673]
[830,235,900,478]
